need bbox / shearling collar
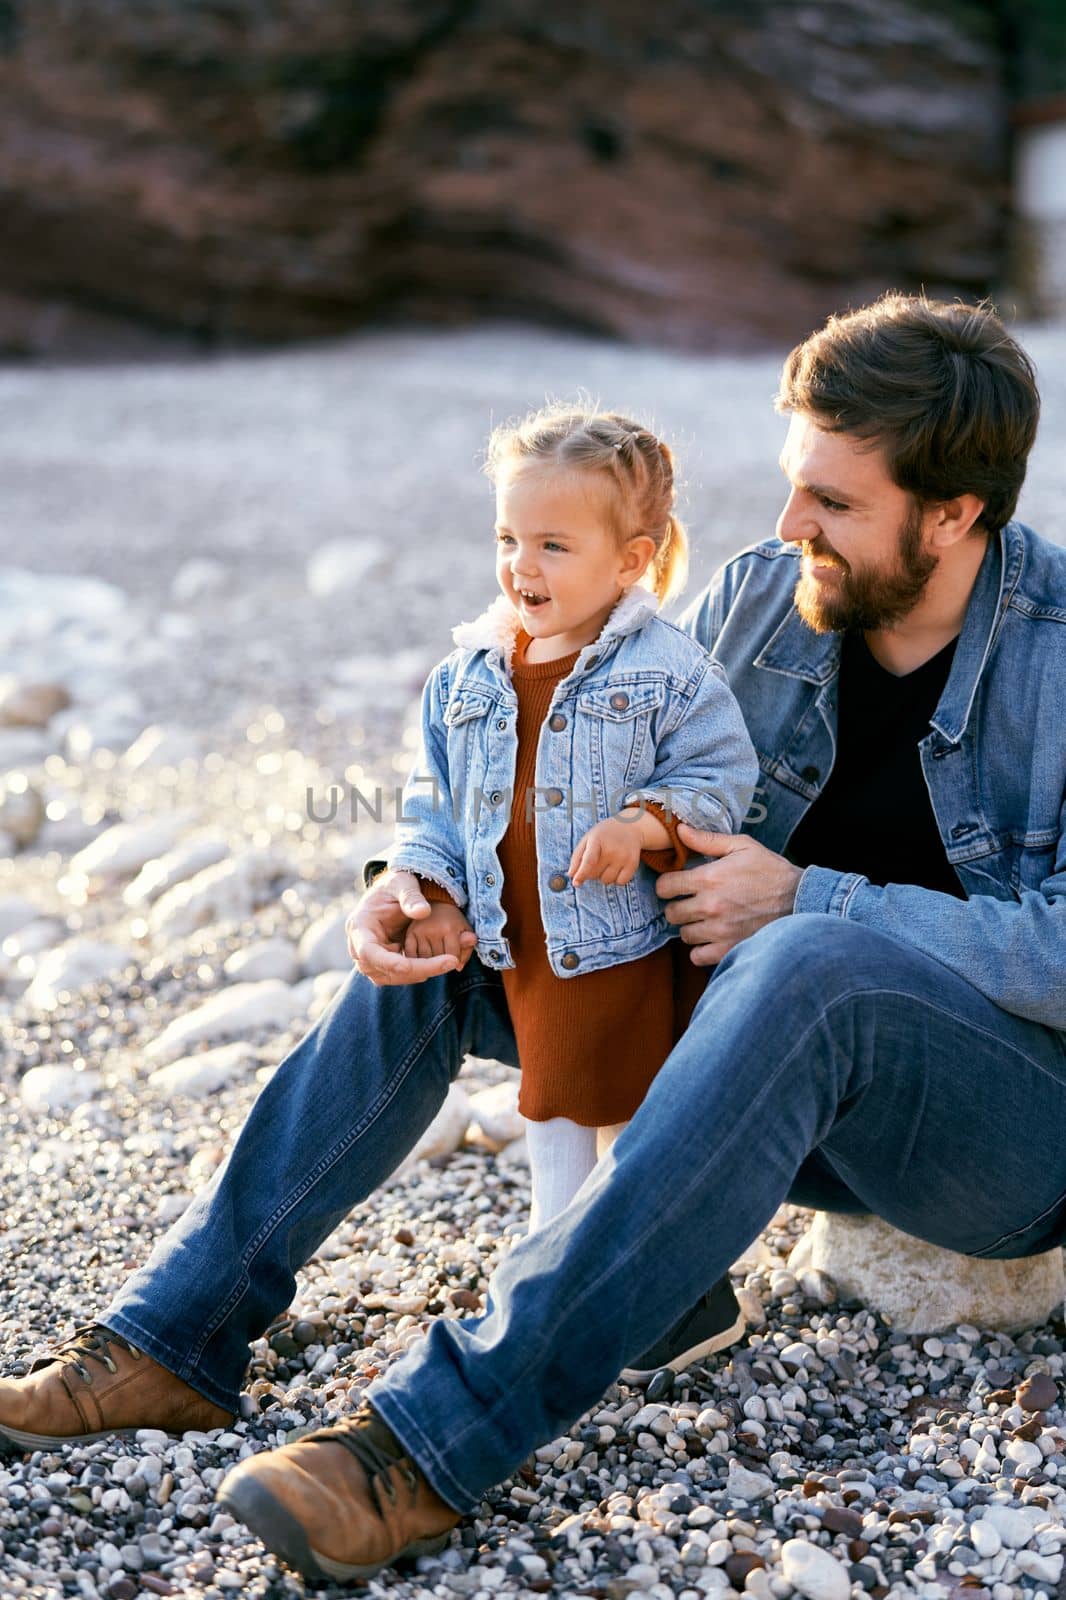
[451,586,660,666]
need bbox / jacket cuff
[640,801,687,873]
[794,864,865,917]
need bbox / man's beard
[794,501,937,634]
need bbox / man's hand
[346,870,477,986]
[569,815,644,886]
[656,826,802,965]
[403,900,478,964]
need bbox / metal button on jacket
[560,951,580,970]
[610,691,630,711]
[545,788,564,807]
[548,713,567,732]
[801,765,819,784]
[548,872,568,892]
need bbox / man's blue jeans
[103,916,1066,1512]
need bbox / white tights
[525,1116,627,1234]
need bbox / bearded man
[2,294,1063,1586]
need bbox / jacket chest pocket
[577,682,666,800]
[444,690,496,790]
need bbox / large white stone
[388,1084,472,1181]
[467,1080,523,1149]
[980,1503,1047,1550]
[148,1042,257,1097]
[306,538,382,599]
[149,849,290,939]
[787,1211,1064,1334]
[0,894,42,942]
[123,833,230,907]
[68,811,197,885]
[2,917,65,960]
[23,939,136,1010]
[298,907,351,975]
[224,938,300,984]
[725,1461,773,1501]
[144,979,305,1065]
[780,1539,850,1600]
[20,1065,102,1113]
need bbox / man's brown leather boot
[218,1406,460,1583]
[0,1325,233,1451]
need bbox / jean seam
[382,980,1066,1505]
[184,973,501,1374]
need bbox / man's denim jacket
[678,520,1066,1034]
[387,587,758,977]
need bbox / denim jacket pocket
[444,689,496,727]
[577,681,666,799]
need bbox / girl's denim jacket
[387,588,759,977]
[678,521,1066,1034]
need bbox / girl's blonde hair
[484,404,689,603]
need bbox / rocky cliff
[0,0,1006,356]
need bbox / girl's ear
[619,535,657,587]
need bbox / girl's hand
[402,901,479,972]
[568,816,645,886]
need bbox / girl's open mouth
[518,589,548,608]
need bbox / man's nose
[776,488,814,546]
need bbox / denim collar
[751,524,1024,741]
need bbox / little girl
[386,405,757,1235]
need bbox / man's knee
[711,915,907,1008]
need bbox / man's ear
[925,493,986,548]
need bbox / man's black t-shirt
[786,630,965,898]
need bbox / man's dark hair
[775,293,1040,535]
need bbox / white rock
[171,558,227,605]
[388,1084,472,1180]
[306,539,382,599]
[0,773,45,847]
[144,980,304,1065]
[61,698,146,759]
[1016,1549,1063,1583]
[982,1503,1046,1549]
[24,939,136,1010]
[780,1539,850,1600]
[1005,1438,1043,1469]
[121,725,203,771]
[68,812,197,885]
[123,833,230,907]
[298,907,351,975]
[155,1193,191,1223]
[224,938,300,984]
[148,1042,257,1097]
[20,1065,102,1113]
[970,1519,1002,1558]
[27,1138,78,1177]
[149,850,289,939]
[0,895,42,942]
[467,1080,523,1148]
[725,1461,773,1501]
[0,677,70,727]
[788,1211,1065,1333]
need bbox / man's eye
[818,496,848,513]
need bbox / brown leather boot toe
[0,1325,233,1452]
[218,1406,460,1583]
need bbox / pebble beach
[2,321,1066,1600]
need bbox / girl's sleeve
[385,659,470,907]
[624,656,759,838]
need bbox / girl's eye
[544,541,566,552]
[496,533,515,545]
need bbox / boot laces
[313,1407,418,1519]
[47,1326,143,1386]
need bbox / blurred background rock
[1,0,1064,360]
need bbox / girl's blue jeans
[103,915,1066,1513]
